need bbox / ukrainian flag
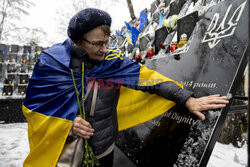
[23,38,182,166]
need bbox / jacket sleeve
[124,81,194,106]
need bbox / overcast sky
[21,0,153,46]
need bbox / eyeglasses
[82,38,109,50]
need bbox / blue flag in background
[159,12,164,27]
[131,26,140,47]
[125,21,132,31]
[139,11,148,31]
[1,49,6,55]
[116,30,122,37]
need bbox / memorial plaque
[117,36,125,47]
[4,74,15,85]
[177,11,198,42]
[127,43,134,54]
[10,44,19,53]
[154,26,168,55]
[18,85,27,95]
[19,74,29,84]
[115,0,248,166]
[119,46,126,53]
[2,85,13,96]
[7,64,16,73]
[7,53,17,63]
[152,12,160,24]
[150,1,159,14]
[20,64,29,73]
[169,0,187,16]
[0,44,9,57]
[139,35,151,51]
[164,0,171,7]
[34,46,43,52]
[23,45,32,54]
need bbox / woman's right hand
[72,115,95,139]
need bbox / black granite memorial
[115,0,248,166]
[154,26,169,55]
[0,44,9,56]
[20,64,29,73]
[4,74,15,85]
[139,34,151,51]
[23,45,32,54]
[177,11,198,43]
[10,44,19,53]
[150,0,160,14]
[152,12,160,24]
[0,43,44,123]
[127,43,134,54]
[2,85,13,96]
[164,0,171,7]
[117,36,125,47]
[19,74,29,85]
[7,64,17,73]
[18,85,27,95]
[7,53,17,63]
[169,0,187,16]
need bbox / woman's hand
[72,115,95,139]
[185,94,229,120]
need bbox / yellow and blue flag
[26,51,30,60]
[23,38,182,166]
[123,29,133,45]
[159,12,164,28]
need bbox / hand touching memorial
[185,94,229,120]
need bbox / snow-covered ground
[0,123,29,167]
[0,123,247,167]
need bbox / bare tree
[126,0,136,20]
[56,0,88,37]
[15,27,47,46]
[0,0,36,42]
[56,0,135,39]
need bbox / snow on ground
[0,123,29,167]
[0,123,247,167]
[207,141,247,167]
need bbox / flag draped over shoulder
[23,38,182,166]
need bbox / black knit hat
[67,8,112,43]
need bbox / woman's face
[78,26,110,61]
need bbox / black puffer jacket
[70,46,193,157]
